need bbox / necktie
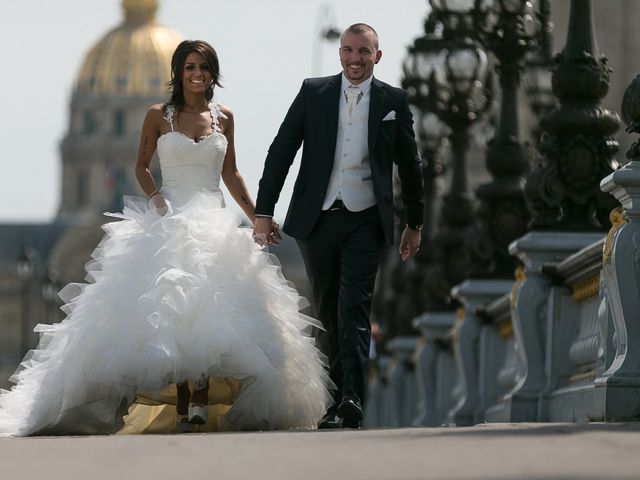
[345,86,362,115]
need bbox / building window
[106,162,126,212]
[113,110,125,136]
[83,111,97,135]
[116,76,127,92]
[77,169,88,205]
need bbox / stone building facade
[0,0,181,388]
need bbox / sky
[0,0,428,223]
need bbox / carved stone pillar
[413,312,458,427]
[502,0,620,422]
[449,279,513,425]
[383,336,420,427]
[596,74,640,419]
[501,231,603,421]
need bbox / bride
[0,40,333,436]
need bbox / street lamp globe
[501,0,531,14]
[445,46,487,96]
[523,62,555,117]
[42,270,60,303]
[431,0,476,12]
[17,245,35,281]
[417,110,450,152]
[478,0,533,14]
[430,0,476,37]
[402,16,447,112]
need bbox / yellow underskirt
[117,378,241,434]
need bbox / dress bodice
[157,102,228,193]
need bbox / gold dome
[75,0,181,97]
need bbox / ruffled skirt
[0,188,332,436]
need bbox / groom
[254,23,423,428]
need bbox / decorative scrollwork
[602,207,629,266]
[510,266,527,310]
[571,274,601,302]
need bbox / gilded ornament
[510,265,526,310]
[602,206,629,266]
[498,319,514,339]
[571,274,600,302]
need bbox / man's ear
[375,50,383,64]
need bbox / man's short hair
[341,23,379,49]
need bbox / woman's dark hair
[166,40,222,108]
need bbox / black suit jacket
[256,73,423,246]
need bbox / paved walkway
[2,423,640,479]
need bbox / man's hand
[399,227,421,262]
[253,216,282,246]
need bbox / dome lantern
[122,0,158,23]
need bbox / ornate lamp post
[464,0,544,278]
[42,269,61,325]
[526,0,620,230]
[402,12,449,242]
[16,242,35,356]
[408,0,493,427]
[427,44,493,309]
[311,4,341,76]
[414,110,450,241]
[447,0,553,425]
[522,0,556,144]
[496,0,618,422]
[413,0,493,308]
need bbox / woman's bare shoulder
[147,103,167,117]
[142,103,168,129]
[218,103,233,120]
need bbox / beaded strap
[209,102,227,133]
[163,103,226,133]
[163,105,175,132]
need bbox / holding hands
[253,216,282,247]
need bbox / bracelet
[149,190,160,199]
[254,214,273,218]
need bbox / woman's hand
[151,193,168,216]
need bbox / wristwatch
[406,223,423,231]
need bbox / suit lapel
[368,77,385,155]
[325,74,341,152]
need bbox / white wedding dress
[0,103,332,436]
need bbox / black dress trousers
[297,205,385,404]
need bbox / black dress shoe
[318,407,341,429]
[337,395,362,429]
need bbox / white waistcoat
[322,86,376,211]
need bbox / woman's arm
[219,106,258,222]
[135,104,167,214]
